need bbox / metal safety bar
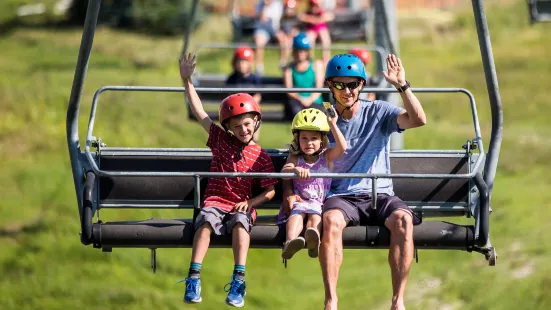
[85,86,484,155]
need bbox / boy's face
[299,130,323,155]
[227,114,258,144]
[234,59,252,75]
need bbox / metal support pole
[182,0,200,57]
[373,0,403,150]
[193,175,201,222]
[67,0,101,219]
[472,0,503,198]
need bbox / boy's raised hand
[179,53,196,80]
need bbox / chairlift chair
[229,0,372,43]
[66,0,503,273]
[187,42,388,122]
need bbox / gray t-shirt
[327,99,404,197]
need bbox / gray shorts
[194,207,253,235]
[322,194,422,226]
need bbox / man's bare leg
[385,210,414,310]
[319,210,347,310]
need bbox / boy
[226,46,263,143]
[226,46,263,105]
[179,53,278,308]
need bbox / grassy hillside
[1,1,550,309]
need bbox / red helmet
[219,93,261,129]
[349,48,372,64]
[233,46,254,61]
[309,0,320,5]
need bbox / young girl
[276,107,346,260]
[283,32,324,121]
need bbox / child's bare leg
[184,223,212,303]
[305,213,322,258]
[254,34,267,74]
[282,213,306,259]
[275,31,289,67]
[232,223,250,266]
[286,213,306,241]
[306,213,322,232]
[306,30,318,59]
[226,222,249,307]
[318,28,332,64]
[191,223,214,263]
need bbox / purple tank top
[293,152,331,205]
[277,152,332,223]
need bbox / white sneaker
[281,237,305,260]
[304,228,320,258]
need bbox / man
[283,53,427,310]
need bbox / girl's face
[299,130,323,155]
[234,59,251,74]
[293,49,309,61]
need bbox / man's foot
[390,299,405,310]
[324,298,338,310]
[304,228,321,258]
[182,276,202,303]
[281,237,306,260]
[224,274,246,307]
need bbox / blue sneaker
[182,276,202,303]
[224,274,246,307]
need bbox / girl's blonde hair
[288,130,329,155]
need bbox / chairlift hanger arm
[472,0,503,198]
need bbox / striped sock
[234,264,245,277]
[188,262,202,278]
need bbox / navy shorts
[194,207,253,235]
[322,194,422,226]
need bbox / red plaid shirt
[203,123,278,221]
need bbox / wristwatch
[396,80,410,92]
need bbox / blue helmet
[324,54,367,82]
[293,32,311,50]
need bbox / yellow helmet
[291,108,330,132]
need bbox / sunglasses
[331,81,362,91]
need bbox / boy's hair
[288,130,329,155]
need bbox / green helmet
[291,108,330,132]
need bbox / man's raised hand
[382,54,406,88]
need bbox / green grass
[1,1,551,309]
